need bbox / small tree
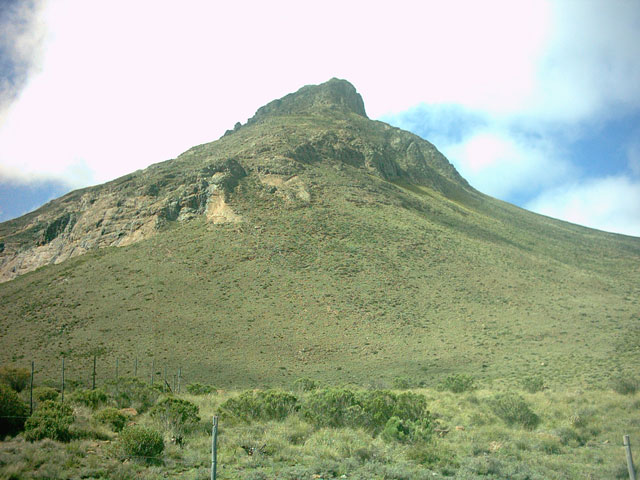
[0,365,30,393]
[0,384,29,438]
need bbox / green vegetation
[0,384,28,438]
[0,384,637,478]
[489,392,540,430]
[439,374,476,393]
[24,400,74,442]
[69,388,108,410]
[185,382,215,395]
[149,396,200,438]
[0,79,639,477]
[117,424,164,461]
[94,407,127,432]
[0,365,30,393]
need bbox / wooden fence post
[624,435,637,480]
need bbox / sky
[0,0,639,237]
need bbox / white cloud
[441,129,572,199]
[526,176,640,237]
[0,0,554,186]
[628,139,640,176]
[0,0,639,238]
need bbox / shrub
[24,400,75,441]
[300,388,358,428]
[69,388,109,410]
[611,375,639,395]
[0,383,29,438]
[221,390,298,422]
[302,389,431,432]
[392,377,412,389]
[521,375,546,393]
[293,377,319,392]
[0,365,30,392]
[381,416,433,444]
[32,386,59,403]
[104,377,158,412]
[150,396,200,437]
[117,425,164,461]
[95,407,128,432]
[489,393,540,430]
[406,440,459,472]
[438,374,476,393]
[185,382,215,395]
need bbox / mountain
[1,79,639,389]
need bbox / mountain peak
[249,78,367,122]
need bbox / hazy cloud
[526,176,640,237]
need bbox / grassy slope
[1,118,638,390]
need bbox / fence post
[163,366,167,392]
[29,361,34,415]
[61,357,65,404]
[134,357,138,377]
[624,435,637,480]
[115,358,119,399]
[178,367,182,394]
[151,359,155,386]
[92,356,96,390]
[211,416,218,480]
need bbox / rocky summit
[0,79,639,389]
[0,78,467,282]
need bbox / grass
[0,79,639,476]
[1,384,638,479]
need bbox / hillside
[1,78,639,389]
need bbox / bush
[300,388,359,428]
[32,386,59,403]
[0,365,30,392]
[69,388,109,410]
[392,377,412,389]
[221,390,299,422]
[185,382,215,395]
[293,378,319,392]
[521,375,546,393]
[118,425,164,461]
[301,389,431,432]
[24,400,75,441]
[611,375,639,395]
[382,416,433,444]
[489,393,540,430]
[104,378,158,412]
[150,396,200,437]
[95,407,128,432]
[439,374,476,393]
[0,383,29,438]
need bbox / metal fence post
[29,361,34,414]
[624,435,637,480]
[92,356,96,390]
[211,416,218,480]
[61,357,65,404]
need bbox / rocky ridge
[0,78,468,282]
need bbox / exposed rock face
[0,78,469,282]
[0,158,247,282]
[249,78,368,122]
